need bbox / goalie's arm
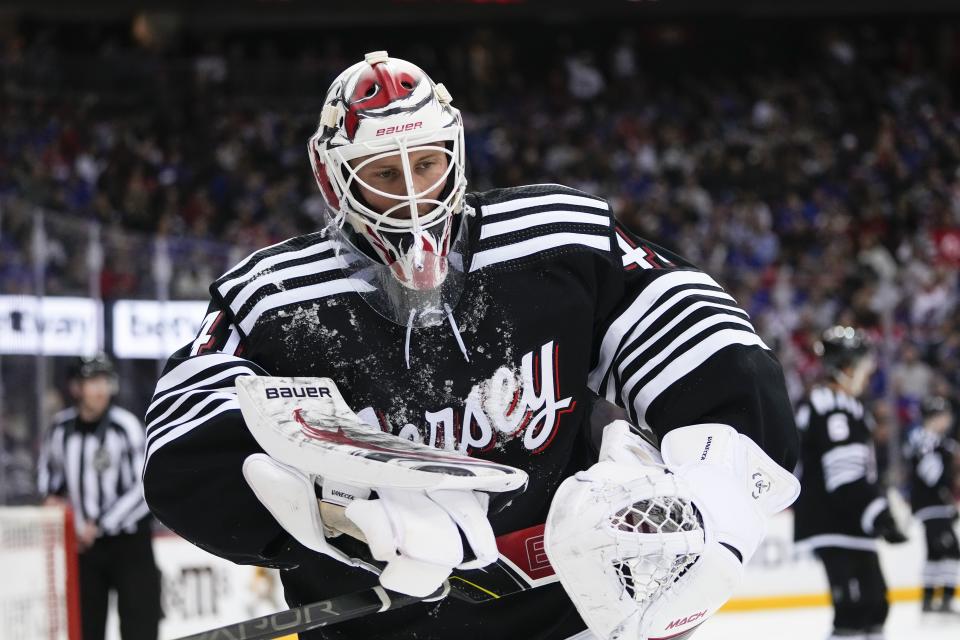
[590,220,799,469]
[561,217,801,640]
[142,299,301,567]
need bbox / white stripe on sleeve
[146,392,239,449]
[148,365,253,422]
[588,271,724,395]
[238,278,375,334]
[481,193,609,216]
[144,400,241,466]
[914,505,958,521]
[217,237,299,284]
[631,329,768,427]
[821,443,870,492]
[154,353,246,395]
[860,496,888,534]
[480,210,609,240]
[612,300,749,386]
[470,233,610,272]
[227,255,341,313]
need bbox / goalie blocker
[237,376,528,598]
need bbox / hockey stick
[174,523,555,640]
[175,585,422,640]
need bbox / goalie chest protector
[211,184,631,538]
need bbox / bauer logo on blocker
[265,387,333,399]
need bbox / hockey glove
[342,485,497,597]
[237,376,528,598]
[243,454,500,597]
[871,508,908,544]
[242,454,379,571]
[546,421,799,640]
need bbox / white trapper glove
[545,421,799,640]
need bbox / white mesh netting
[609,493,703,611]
[0,506,75,640]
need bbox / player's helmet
[813,326,872,376]
[68,352,116,380]
[307,51,467,296]
[68,352,119,395]
[920,395,951,419]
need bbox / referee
[37,353,162,640]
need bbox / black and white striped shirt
[37,405,151,537]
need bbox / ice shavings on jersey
[270,272,572,456]
[357,340,576,455]
[277,302,343,348]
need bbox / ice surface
[697,601,960,640]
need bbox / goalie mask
[308,51,469,328]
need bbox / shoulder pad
[469,184,612,272]
[212,232,349,335]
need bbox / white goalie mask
[307,51,469,327]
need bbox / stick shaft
[174,586,418,640]
[174,523,553,640]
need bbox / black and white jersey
[906,428,959,522]
[142,184,798,639]
[793,385,887,551]
[37,404,151,536]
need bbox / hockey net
[0,506,80,640]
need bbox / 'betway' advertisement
[112,300,208,359]
[0,295,101,355]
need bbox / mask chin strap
[405,309,416,370]
[444,303,470,363]
[404,305,471,370]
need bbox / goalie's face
[308,52,467,293]
[349,147,450,218]
[339,141,457,291]
[70,375,113,418]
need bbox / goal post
[0,505,81,640]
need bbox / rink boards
[103,511,957,639]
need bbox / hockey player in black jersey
[906,395,960,614]
[794,326,908,640]
[142,51,801,639]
